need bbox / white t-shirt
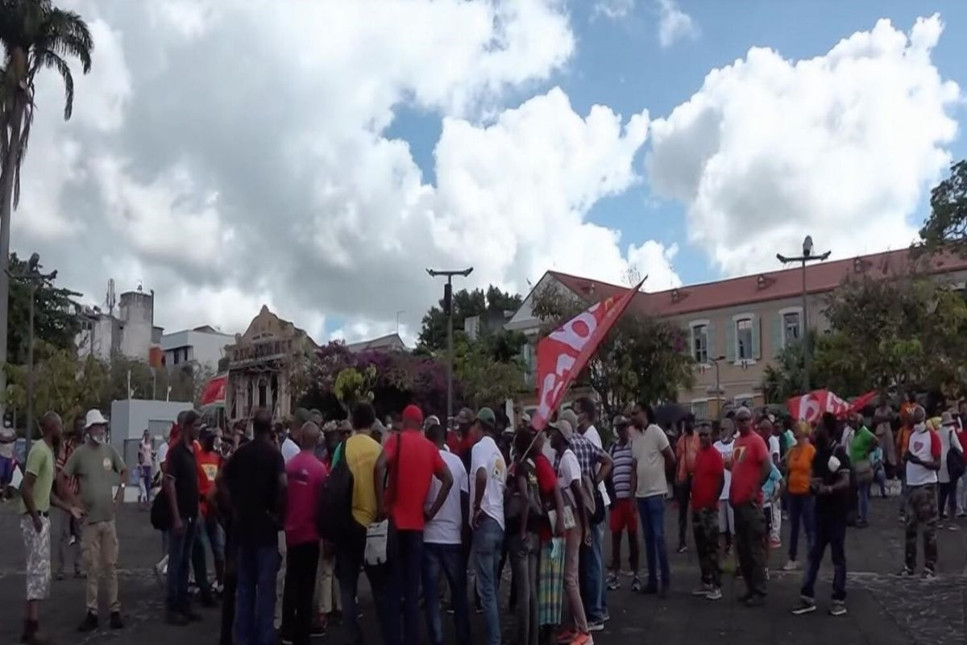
[556,449,581,508]
[156,441,170,470]
[768,435,781,463]
[425,450,469,545]
[0,426,15,459]
[581,425,611,507]
[632,424,670,498]
[906,427,941,486]
[713,440,734,501]
[469,436,507,529]
[281,437,300,464]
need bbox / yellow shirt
[345,433,382,527]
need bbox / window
[691,400,709,420]
[692,324,708,363]
[736,318,753,360]
[783,311,801,344]
[173,351,180,365]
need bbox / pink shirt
[284,451,329,546]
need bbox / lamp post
[777,235,830,393]
[8,253,57,456]
[708,355,725,418]
[426,267,473,422]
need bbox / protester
[193,425,225,602]
[548,417,593,645]
[140,429,155,506]
[221,408,287,645]
[873,397,897,479]
[54,417,84,580]
[312,423,343,634]
[163,410,203,625]
[936,412,963,526]
[60,408,127,632]
[631,403,675,597]
[19,412,82,645]
[760,458,784,581]
[0,417,15,498]
[606,415,641,592]
[729,406,771,607]
[421,420,470,645]
[900,405,940,578]
[783,422,816,571]
[713,419,736,557]
[674,416,700,553]
[469,407,508,645]
[793,412,851,617]
[759,418,782,548]
[689,421,725,601]
[848,413,878,528]
[897,395,918,522]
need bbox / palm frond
[13,94,34,208]
[34,49,71,118]
[38,8,92,73]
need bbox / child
[761,462,784,580]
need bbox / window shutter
[725,321,736,362]
[771,314,783,356]
[752,315,761,360]
[706,321,716,360]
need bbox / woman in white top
[936,413,963,523]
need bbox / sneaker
[922,568,937,580]
[744,594,766,608]
[631,576,643,593]
[606,573,620,591]
[706,587,722,601]
[154,557,168,588]
[769,537,782,549]
[691,584,712,596]
[599,611,610,623]
[556,629,577,643]
[898,566,916,577]
[829,600,847,617]
[677,544,688,554]
[781,560,801,572]
[109,612,124,630]
[791,597,817,616]
[949,523,960,532]
[77,612,99,633]
[587,621,605,632]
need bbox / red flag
[532,279,645,430]
[849,390,878,413]
[199,374,228,407]
[787,388,852,423]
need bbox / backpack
[947,429,966,481]
[317,441,355,544]
[150,487,172,531]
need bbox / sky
[14,0,967,345]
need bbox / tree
[417,285,522,352]
[920,159,967,255]
[530,284,694,423]
[0,0,94,406]
[6,252,81,363]
[333,365,377,414]
[454,335,524,409]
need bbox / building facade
[507,249,967,418]
[160,325,234,371]
[76,288,163,362]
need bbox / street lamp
[7,253,57,456]
[426,267,473,422]
[708,355,725,418]
[777,236,830,392]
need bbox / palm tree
[0,0,92,403]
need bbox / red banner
[787,389,850,423]
[199,374,228,407]
[532,279,645,430]
[849,390,878,413]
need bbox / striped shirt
[608,441,634,499]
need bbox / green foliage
[530,284,694,422]
[454,336,525,409]
[333,365,377,411]
[6,252,81,363]
[417,285,522,352]
[919,159,967,255]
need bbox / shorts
[717,502,734,535]
[21,515,51,601]
[608,498,638,534]
[0,455,14,486]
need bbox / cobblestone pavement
[1,495,965,644]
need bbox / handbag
[947,429,966,480]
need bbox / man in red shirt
[690,421,725,600]
[728,406,772,607]
[446,408,477,470]
[191,427,224,604]
[375,405,454,645]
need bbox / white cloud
[648,14,960,276]
[657,0,698,48]
[594,0,635,20]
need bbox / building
[507,248,967,418]
[346,332,408,354]
[224,305,319,422]
[76,288,163,362]
[160,325,234,371]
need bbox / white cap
[84,409,108,429]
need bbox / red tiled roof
[547,248,967,318]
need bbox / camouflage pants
[905,484,938,571]
[21,515,51,601]
[733,501,767,597]
[691,507,720,587]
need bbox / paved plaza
[1,496,966,645]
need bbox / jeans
[473,515,505,645]
[857,482,871,522]
[166,517,198,613]
[801,514,846,602]
[220,527,236,645]
[787,494,815,562]
[235,542,281,645]
[336,524,390,645]
[637,495,670,589]
[282,542,320,645]
[938,479,959,518]
[579,521,607,622]
[508,532,539,645]
[386,529,424,645]
[423,542,470,645]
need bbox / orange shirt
[786,442,816,495]
[196,449,222,517]
[896,427,913,464]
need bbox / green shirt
[63,442,125,524]
[19,440,55,515]
[849,426,876,465]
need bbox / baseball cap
[455,408,474,425]
[735,406,752,421]
[942,411,957,427]
[424,415,441,431]
[548,418,575,443]
[612,414,630,428]
[402,404,424,425]
[559,409,579,430]
[476,407,496,427]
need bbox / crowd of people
[13,391,967,644]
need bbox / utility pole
[426,267,473,423]
[777,235,830,393]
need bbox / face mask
[90,434,104,445]
[914,422,926,433]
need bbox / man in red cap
[376,405,454,645]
